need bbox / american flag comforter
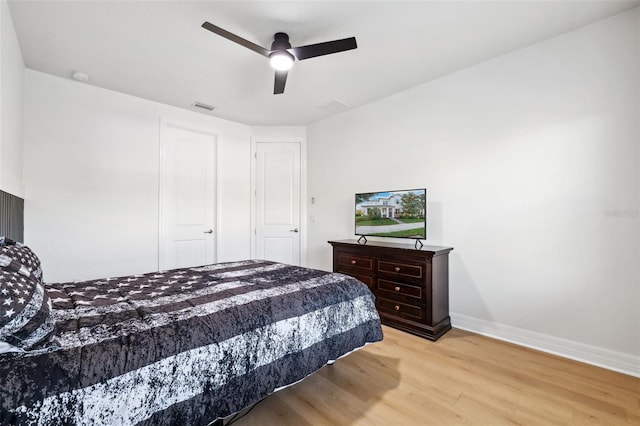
[0,260,383,425]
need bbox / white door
[255,142,301,265]
[159,124,216,270]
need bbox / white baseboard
[450,313,640,378]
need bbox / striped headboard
[0,190,24,242]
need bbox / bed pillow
[0,242,54,350]
[0,239,43,283]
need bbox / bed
[0,239,383,425]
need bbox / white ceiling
[8,0,639,126]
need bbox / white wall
[0,0,25,197]
[308,10,639,374]
[250,126,306,141]
[23,70,252,282]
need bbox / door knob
[289,228,299,233]
[203,229,213,234]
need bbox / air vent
[318,100,349,113]
[191,102,216,112]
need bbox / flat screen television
[355,188,426,242]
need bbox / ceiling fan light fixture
[269,51,294,71]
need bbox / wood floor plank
[233,326,640,425]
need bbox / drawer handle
[351,260,357,265]
[394,286,401,292]
[394,266,401,272]
[394,305,400,311]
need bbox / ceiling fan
[201,22,357,95]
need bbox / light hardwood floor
[234,326,639,425]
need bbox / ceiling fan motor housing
[271,33,292,52]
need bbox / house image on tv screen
[355,189,426,239]
[359,193,403,218]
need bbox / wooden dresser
[329,239,453,341]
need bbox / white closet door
[255,142,301,265]
[159,124,216,270]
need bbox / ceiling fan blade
[289,37,357,61]
[274,70,288,95]
[201,22,270,58]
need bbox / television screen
[355,189,426,239]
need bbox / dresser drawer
[377,258,425,280]
[341,272,374,289]
[336,252,374,272]
[377,297,424,321]
[377,278,423,300]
